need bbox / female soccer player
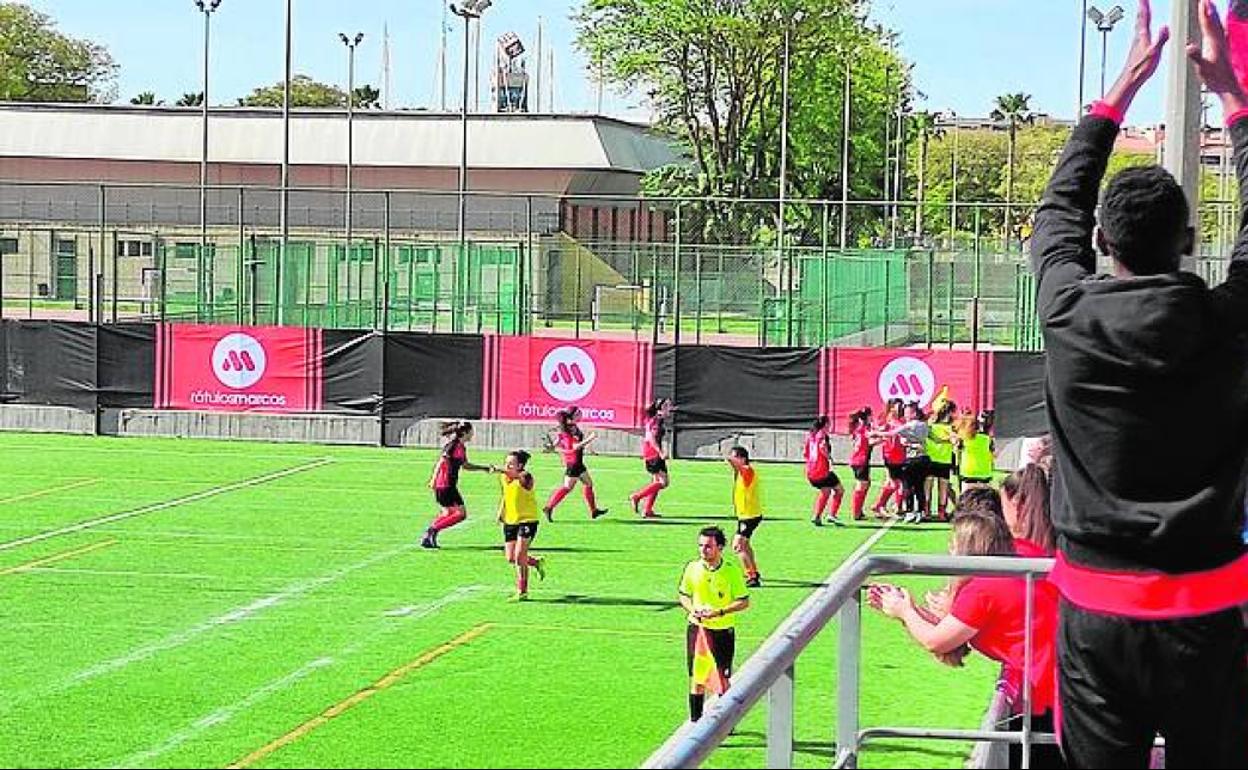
[630,398,673,519]
[804,415,845,526]
[543,406,609,521]
[957,415,996,487]
[847,407,875,520]
[495,450,546,601]
[871,399,907,517]
[420,420,495,549]
[925,400,958,520]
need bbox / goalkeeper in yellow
[678,525,750,722]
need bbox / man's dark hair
[699,525,726,547]
[956,486,1004,519]
[1098,165,1189,275]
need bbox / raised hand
[1105,0,1171,112]
[1188,0,1248,111]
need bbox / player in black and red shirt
[543,407,609,521]
[630,398,672,519]
[420,421,495,549]
[804,416,845,526]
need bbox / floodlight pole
[195,0,221,304]
[340,33,364,273]
[1165,0,1202,270]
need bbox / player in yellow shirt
[495,450,546,601]
[678,526,750,722]
[727,446,763,588]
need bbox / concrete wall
[0,404,96,434]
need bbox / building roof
[0,103,681,174]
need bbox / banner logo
[211,333,267,389]
[539,346,597,402]
[878,356,936,407]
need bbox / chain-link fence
[1,182,1239,350]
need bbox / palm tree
[991,92,1035,245]
[129,91,161,105]
[909,110,944,242]
[176,92,204,107]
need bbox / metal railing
[643,553,1055,770]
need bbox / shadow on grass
[716,732,839,760]
[451,545,627,554]
[718,733,964,764]
[534,593,682,611]
[759,577,828,589]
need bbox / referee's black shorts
[685,624,735,679]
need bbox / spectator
[869,511,1063,770]
[1031,2,1248,766]
[1001,464,1055,557]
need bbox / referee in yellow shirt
[678,526,750,722]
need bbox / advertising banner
[155,324,322,412]
[482,336,652,427]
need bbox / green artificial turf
[0,433,1000,768]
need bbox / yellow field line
[0,478,99,505]
[227,623,493,769]
[0,538,118,577]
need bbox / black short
[502,521,539,542]
[736,516,762,539]
[851,464,871,482]
[645,458,669,475]
[685,624,736,678]
[565,462,588,478]
[434,487,464,508]
[927,462,952,480]
[808,472,841,490]
[885,462,905,481]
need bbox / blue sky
[26,0,1181,124]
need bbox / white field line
[0,458,332,553]
[115,585,488,769]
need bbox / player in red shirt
[847,407,875,520]
[630,398,672,519]
[542,406,609,521]
[870,399,907,516]
[420,421,496,549]
[804,416,845,526]
[868,511,1063,769]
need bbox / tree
[576,0,905,245]
[237,75,348,107]
[176,91,204,107]
[352,85,381,109]
[990,92,1036,241]
[130,91,162,106]
[0,3,117,102]
[909,110,943,240]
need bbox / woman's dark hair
[951,510,1017,558]
[848,406,873,432]
[956,486,1003,519]
[439,420,473,438]
[644,399,670,418]
[730,446,750,462]
[509,449,531,467]
[935,400,957,423]
[1002,464,1054,553]
[812,415,829,432]
[558,407,580,431]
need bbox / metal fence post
[673,202,683,346]
[946,260,955,349]
[972,206,982,351]
[882,259,891,346]
[237,187,245,324]
[926,249,935,349]
[110,229,119,323]
[384,192,392,332]
[574,242,584,340]
[821,202,831,346]
[837,590,861,768]
[767,663,795,769]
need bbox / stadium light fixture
[450,0,495,331]
[193,0,222,288]
[1087,4,1126,97]
[339,32,365,278]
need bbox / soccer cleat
[829,516,846,528]
[811,516,824,527]
[533,556,547,581]
[643,511,662,519]
[591,508,609,520]
[745,575,762,589]
[420,531,439,549]
[507,591,530,602]
[543,506,554,523]
[630,495,641,514]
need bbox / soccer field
[0,433,1001,769]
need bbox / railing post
[837,590,861,768]
[767,663,795,769]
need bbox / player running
[804,415,845,526]
[630,399,673,519]
[542,406,609,521]
[495,450,546,601]
[420,420,495,549]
